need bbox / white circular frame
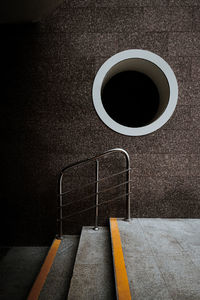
[92,49,178,136]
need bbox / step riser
[67,227,116,300]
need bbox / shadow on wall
[0,25,59,246]
[0,0,64,23]
[0,28,128,244]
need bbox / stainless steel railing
[57,148,131,238]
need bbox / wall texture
[1,0,200,245]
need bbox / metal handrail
[58,148,131,238]
[59,180,132,208]
[59,168,131,196]
[58,192,132,221]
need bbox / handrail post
[126,168,131,221]
[58,173,63,239]
[94,160,99,231]
[125,154,131,221]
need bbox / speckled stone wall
[1,0,200,245]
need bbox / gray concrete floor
[0,246,48,300]
[0,236,79,300]
[118,218,200,300]
[67,227,116,300]
[1,220,199,300]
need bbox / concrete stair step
[28,236,79,300]
[109,218,131,300]
[67,227,116,300]
[27,218,200,300]
[39,235,79,300]
[115,218,200,300]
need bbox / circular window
[92,50,178,136]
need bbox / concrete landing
[0,246,48,300]
[117,218,200,300]
[67,227,116,300]
[39,236,79,300]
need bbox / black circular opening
[101,71,160,128]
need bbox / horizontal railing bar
[57,192,131,221]
[59,168,131,196]
[59,180,132,208]
[100,193,131,207]
[58,205,97,221]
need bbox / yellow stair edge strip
[110,218,132,300]
[27,238,61,300]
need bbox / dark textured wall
[1,0,200,246]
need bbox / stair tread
[39,235,79,300]
[117,218,200,300]
[67,227,116,300]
